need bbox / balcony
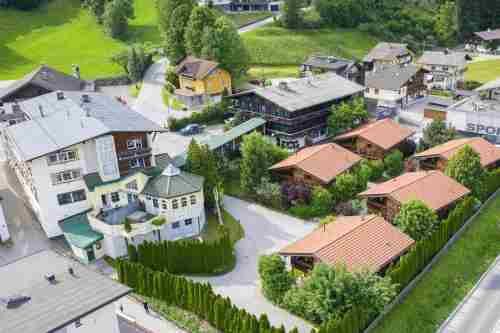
[117,147,152,161]
[291,256,314,273]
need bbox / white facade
[0,201,9,242]
[365,86,408,108]
[53,302,120,333]
[420,64,466,91]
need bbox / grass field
[242,25,379,66]
[202,209,245,244]
[372,193,500,333]
[466,59,500,83]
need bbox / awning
[59,211,103,249]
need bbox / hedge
[168,104,227,131]
[116,260,295,333]
[482,168,500,201]
[127,231,234,275]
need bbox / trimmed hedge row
[127,231,233,275]
[117,260,296,333]
[317,308,374,333]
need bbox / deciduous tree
[445,145,484,198]
[185,6,216,56]
[393,199,439,240]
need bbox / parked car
[180,124,204,135]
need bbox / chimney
[278,81,288,91]
[68,267,75,276]
[45,273,56,284]
[81,94,90,104]
[56,91,64,100]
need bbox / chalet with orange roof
[358,171,470,222]
[413,137,500,171]
[334,118,415,160]
[269,143,362,187]
[279,215,415,273]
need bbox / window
[129,158,145,169]
[126,180,138,191]
[146,196,151,201]
[95,241,102,250]
[190,195,196,205]
[374,88,380,95]
[181,197,188,207]
[51,169,82,185]
[111,192,120,203]
[172,222,180,229]
[172,199,179,209]
[57,189,86,206]
[47,149,78,165]
[185,218,193,226]
[162,202,167,210]
[75,319,82,328]
[127,138,144,150]
[153,198,159,208]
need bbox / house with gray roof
[2,91,165,256]
[300,55,363,84]
[0,250,130,333]
[363,42,412,72]
[231,73,365,150]
[364,64,426,115]
[0,65,94,103]
[417,50,468,91]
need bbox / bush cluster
[168,104,228,131]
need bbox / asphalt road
[438,256,500,333]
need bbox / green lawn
[372,193,500,333]
[0,0,161,80]
[242,25,379,66]
[202,209,245,244]
[466,59,500,83]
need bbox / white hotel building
[3,91,206,263]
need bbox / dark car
[180,124,204,136]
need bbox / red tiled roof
[414,137,500,168]
[279,215,415,272]
[269,143,362,184]
[359,171,471,211]
[334,119,415,150]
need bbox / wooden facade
[338,136,409,160]
[113,132,152,176]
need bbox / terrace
[96,201,155,226]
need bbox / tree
[201,16,250,79]
[103,0,134,39]
[420,120,457,150]
[282,263,396,324]
[445,145,484,198]
[384,149,404,178]
[85,0,107,22]
[240,132,288,195]
[258,254,294,304]
[164,4,192,64]
[434,1,458,46]
[330,172,358,203]
[185,6,216,57]
[255,177,283,210]
[165,66,180,89]
[310,186,334,216]
[327,97,369,136]
[127,47,143,85]
[281,0,303,29]
[157,0,194,37]
[393,200,438,241]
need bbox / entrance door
[86,247,95,262]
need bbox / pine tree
[259,313,271,332]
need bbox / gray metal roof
[417,51,467,67]
[302,56,354,71]
[5,91,165,161]
[253,74,365,112]
[365,64,419,90]
[0,65,93,101]
[0,250,131,333]
[363,42,409,62]
[142,166,204,199]
[199,117,266,150]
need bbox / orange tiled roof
[279,215,415,272]
[334,118,415,150]
[414,137,500,168]
[359,171,471,211]
[269,143,362,184]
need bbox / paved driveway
[438,256,500,333]
[192,196,316,333]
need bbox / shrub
[124,218,133,233]
[367,159,385,181]
[330,172,358,203]
[281,182,311,207]
[151,217,166,227]
[258,254,294,304]
[445,145,485,198]
[310,186,334,216]
[168,104,226,131]
[482,168,500,200]
[384,149,404,178]
[393,200,439,241]
[165,66,180,89]
[288,204,318,219]
[256,178,283,210]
